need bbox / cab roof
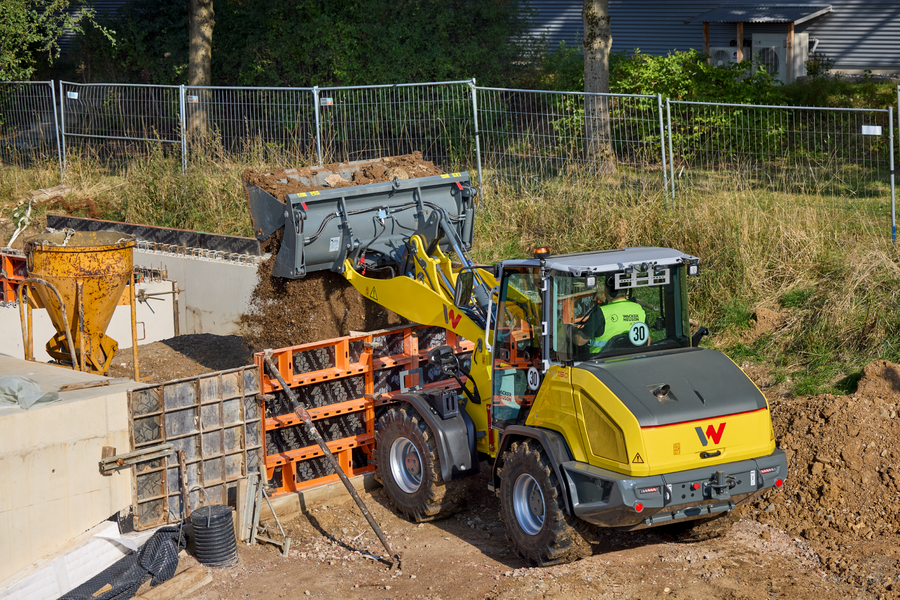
[501,247,698,275]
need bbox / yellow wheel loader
[246,165,786,566]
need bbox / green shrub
[75,0,538,87]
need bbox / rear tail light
[760,467,777,475]
[638,486,659,494]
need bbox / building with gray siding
[529,1,900,73]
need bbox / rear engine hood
[577,348,767,427]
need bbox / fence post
[890,107,896,244]
[50,81,63,182]
[313,86,323,167]
[470,79,483,189]
[179,84,187,173]
[657,94,669,205]
[666,98,675,201]
[59,80,67,178]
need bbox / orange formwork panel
[255,324,473,496]
[0,251,27,302]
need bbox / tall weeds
[473,162,900,393]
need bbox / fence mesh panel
[60,81,181,165]
[184,86,316,163]
[476,88,666,201]
[317,82,475,172]
[0,81,58,168]
[667,101,894,239]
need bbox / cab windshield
[551,265,691,362]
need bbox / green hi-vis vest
[589,298,646,350]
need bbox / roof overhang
[685,4,832,25]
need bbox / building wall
[0,359,134,584]
[529,1,900,71]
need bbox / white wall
[132,251,259,336]
[0,281,176,363]
[0,358,134,584]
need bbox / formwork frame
[255,324,473,496]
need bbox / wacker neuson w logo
[695,423,726,446]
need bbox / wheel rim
[512,473,545,535]
[389,436,422,493]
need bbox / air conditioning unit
[709,47,752,67]
[751,33,808,84]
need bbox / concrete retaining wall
[133,251,259,336]
[0,280,176,363]
[0,358,134,585]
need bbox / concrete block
[0,357,134,583]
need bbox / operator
[575,275,647,352]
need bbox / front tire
[375,405,467,522]
[498,440,592,566]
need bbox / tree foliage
[77,0,537,87]
[1,0,113,81]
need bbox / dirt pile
[241,151,442,202]
[736,359,900,593]
[239,153,441,350]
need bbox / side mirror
[453,270,475,307]
[692,327,709,347]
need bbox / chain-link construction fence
[666,100,896,240]
[0,81,60,176]
[1,79,897,239]
[476,88,668,203]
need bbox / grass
[471,159,900,396]
[2,143,899,398]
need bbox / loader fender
[390,393,478,481]
[492,426,575,515]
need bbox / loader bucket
[246,170,476,279]
[24,231,135,374]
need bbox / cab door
[491,267,544,430]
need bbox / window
[551,265,691,362]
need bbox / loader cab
[489,248,697,430]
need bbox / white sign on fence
[862,125,882,136]
[66,91,78,99]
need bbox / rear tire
[498,440,592,566]
[375,405,467,522]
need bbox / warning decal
[368,287,378,301]
[632,453,645,464]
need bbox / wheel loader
[246,162,787,565]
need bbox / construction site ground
[117,334,900,600]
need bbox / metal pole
[889,106,896,243]
[657,94,669,205]
[313,86,323,167]
[59,81,67,177]
[666,98,676,201]
[471,79,483,190]
[179,84,187,173]
[262,353,401,568]
[50,82,63,182]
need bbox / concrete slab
[0,356,137,584]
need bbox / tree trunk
[188,0,214,142]
[583,0,615,173]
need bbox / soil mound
[239,153,440,350]
[738,360,900,591]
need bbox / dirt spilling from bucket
[238,153,441,350]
